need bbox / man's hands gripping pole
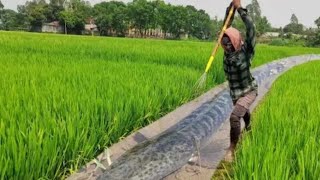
[232,0,241,9]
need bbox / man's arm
[237,7,256,54]
[223,3,235,28]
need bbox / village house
[42,21,64,33]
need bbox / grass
[216,61,320,179]
[0,31,320,179]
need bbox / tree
[306,16,320,47]
[256,16,271,35]
[0,9,19,30]
[50,0,66,6]
[184,5,197,37]
[111,3,128,36]
[59,0,92,34]
[94,2,114,35]
[167,5,187,38]
[306,30,320,47]
[184,5,209,39]
[0,1,27,31]
[46,0,65,22]
[284,13,304,34]
[0,0,4,26]
[158,2,172,37]
[17,5,31,30]
[0,0,4,10]
[22,0,50,31]
[59,10,76,31]
[94,1,128,36]
[147,0,165,35]
[246,0,261,23]
[283,23,303,34]
[210,16,223,40]
[127,0,154,37]
[315,17,320,29]
[189,9,211,39]
[290,14,299,24]
[245,0,271,36]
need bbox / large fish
[97,54,320,180]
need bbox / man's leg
[238,91,257,132]
[229,104,247,149]
[225,91,257,162]
[243,110,251,131]
[225,104,247,162]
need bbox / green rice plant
[230,61,320,180]
[0,31,320,179]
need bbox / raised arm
[223,3,236,28]
[233,0,256,54]
[238,7,256,54]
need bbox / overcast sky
[2,0,319,28]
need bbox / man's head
[221,27,243,53]
[222,35,235,53]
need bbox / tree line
[0,0,272,39]
[0,0,215,39]
[0,0,319,45]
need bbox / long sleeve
[238,8,256,55]
[223,3,235,28]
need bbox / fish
[97,54,320,180]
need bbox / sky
[2,0,320,28]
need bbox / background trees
[1,0,318,47]
[283,13,304,34]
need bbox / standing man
[221,0,258,162]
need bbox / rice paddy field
[0,31,320,179]
[221,61,320,179]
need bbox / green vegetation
[229,61,320,179]
[2,0,320,47]
[0,0,270,40]
[0,31,320,179]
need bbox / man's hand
[233,0,241,9]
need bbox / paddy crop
[0,31,320,179]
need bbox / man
[221,0,258,162]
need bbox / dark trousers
[230,91,257,148]
[230,107,251,148]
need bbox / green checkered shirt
[223,8,258,101]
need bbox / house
[83,18,99,35]
[84,24,98,34]
[42,21,64,33]
[261,32,280,38]
[127,28,173,39]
